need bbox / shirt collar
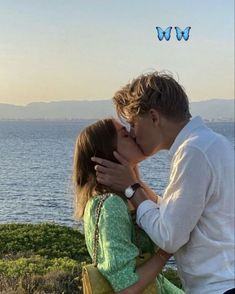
[168,116,205,158]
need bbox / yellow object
[82,253,158,294]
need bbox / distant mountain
[0,99,234,121]
[0,100,115,120]
[189,99,234,121]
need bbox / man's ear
[149,109,160,126]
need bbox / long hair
[72,119,119,219]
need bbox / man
[92,72,235,294]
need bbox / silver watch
[124,183,141,199]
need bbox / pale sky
[0,0,234,106]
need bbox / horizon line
[0,97,234,107]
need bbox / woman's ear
[149,109,160,126]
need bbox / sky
[0,0,234,106]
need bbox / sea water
[0,120,234,229]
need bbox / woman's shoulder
[84,193,130,226]
[86,193,129,216]
[103,193,128,209]
[88,192,126,205]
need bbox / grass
[0,223,182,293]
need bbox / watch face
[125,187,134,198]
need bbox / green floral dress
[84,193,184,293]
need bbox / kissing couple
[73,71,234,294]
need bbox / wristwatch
[124,183,142,199]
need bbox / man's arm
[92,146,212,253]
[92,151,160,204]
[135,146,212,253]
[92,151,138,192]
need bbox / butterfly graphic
[175,26,191,41]
[156,26,172,41]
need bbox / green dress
[84,193,184,293]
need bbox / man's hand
[91,151,138,192]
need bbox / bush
[0,223,89,293]
[0,269,82,294]
[0,255,80,277]
[0,255,82,293]
[0,223,182,293]
[0,223,90,262]
[163,267,183,289]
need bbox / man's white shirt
[136,116,235,294]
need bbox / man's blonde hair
[113,71,191,123]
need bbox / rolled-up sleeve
[136,146,212,253]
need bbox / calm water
[0,120,234,230]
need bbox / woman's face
[112,119,146,164]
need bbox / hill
[0,99,234,121]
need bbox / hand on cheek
[91,152,138,192]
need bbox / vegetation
[0,223,90,293]
[163,268,182,289]
[0,223,89,261]
[0,223,182,293]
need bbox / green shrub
[0,223,90,262]
[0,256,82,293]
[0,224,89,293]
[0,223,182,293]
[0,255,80,277]
[163,267,183,289]
[0,270,82,294]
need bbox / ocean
[0,120,234,230]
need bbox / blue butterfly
[156,26,172,41]
[175,26,191,41]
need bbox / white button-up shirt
[137,116,235,294]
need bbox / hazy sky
[0,0,234,106]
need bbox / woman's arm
[117,249,172,294]
[97,195,172,293]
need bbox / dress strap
[92,194,110,266]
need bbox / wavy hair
[113,71,191,123]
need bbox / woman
[73,118,184,293]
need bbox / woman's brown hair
[72,118,119,219]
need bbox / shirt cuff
[136,200,160,227]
